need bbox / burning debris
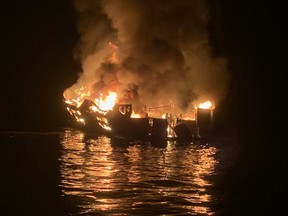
[63,1,227,140]
[64,83,214,140]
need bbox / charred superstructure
[65,99,214,141]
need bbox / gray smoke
[68,0,229,114]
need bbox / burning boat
[64,90,214,141]
[63,41,218,141]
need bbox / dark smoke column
[69,0,229,115]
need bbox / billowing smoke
[65,0,229,115]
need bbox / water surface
[0,130,233,215]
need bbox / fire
[94,91,117,111]
[108,42,118,63]
[131,112,141,118]
[198,101,214,109]
[63,42,121,131]
[63,41,216,136]
[64,88,118,129]
[63,86,91,108]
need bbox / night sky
[1,0,79,131]
[1,0,288,214]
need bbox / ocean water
[0,130,236,216]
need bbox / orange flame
[63,86,91,108]
[198,101,214,109]
[109,42,118,64]
[94,91,117,111]
[131,112,141,118]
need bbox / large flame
[64,87,117,111]
[64,87,118,129]
[198,101,214,109]
[94,91,117,111]
[63,86,91,108]
[62,43,120,130]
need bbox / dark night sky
[1,0,80,130]
[0,0,287,135]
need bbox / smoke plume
[66,0,229,114]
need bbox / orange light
[198,101,214,109]
[131,112,141,118]
[94,91,117,111]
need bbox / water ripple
[59,130,220,215]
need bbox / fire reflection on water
[59,130,219,215]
